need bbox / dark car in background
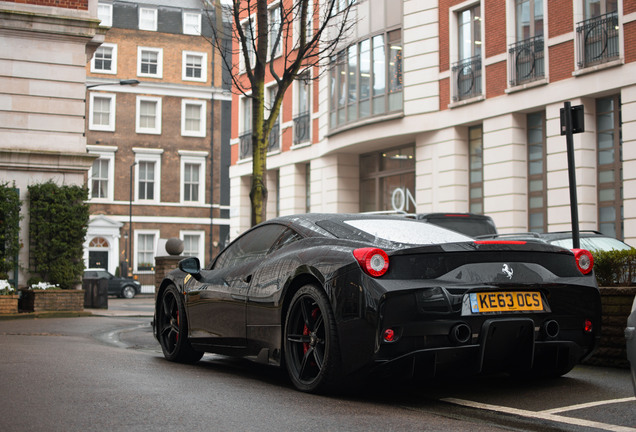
[154,213,600,393]
[480,231,634,252]
[416,213,498,237]
[83,269,141,299]
[626,296,636,397]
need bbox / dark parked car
[154,214,600,393]
[626,296,636,397]
[84,269,141,299]
[479,231,634,252]
[416,212,497,237]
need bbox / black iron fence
[576,12,619,69]
[508,35,544,87]
[452,55,482,102]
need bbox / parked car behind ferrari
[154,214,601,393]
[84,269,141,299]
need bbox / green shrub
[591,248,636,286]
[0,182,22,281]
[28,181,89,289]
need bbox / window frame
[97,3,113,27]
[183,11,202,35]
[239,15,256,72]
[134,230,159,272]
[180,230,205,261]
[182,51,207,82]
[134,148,163,203]
[91,43,118,74]
[88,92,116,132]
[181,99,207,137]
[268,1,283,60]
[137,47,163,78]
[87,145,117,202]
[179,151,207,204]
[136,96,162,135]
[139,7,158,31]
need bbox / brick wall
[484,0,506,58]
[3,0,88,9]
[548,41,575,82]
[485,61,507,99]
[548,0,573,37]
[584,287,636,369]
[20,290,85,312]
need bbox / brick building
[0,0,104,288]
[229,0,636,248]
[85,0,231,291]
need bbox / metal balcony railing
[452,55,482,102]
[508,35,544,87]
[268,121,280,153]
[239,131,252,160]
[576,12,619,69]
[293,111,310,145]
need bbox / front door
[89,251,108,269]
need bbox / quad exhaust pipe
[449,323,472,344]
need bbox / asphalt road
[0,297,634,432]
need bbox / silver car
[626,295,636,396]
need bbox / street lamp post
[127,161,137,277]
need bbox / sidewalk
[86,295,155,317]
[0,295,155,320]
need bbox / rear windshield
[331,218,472,246]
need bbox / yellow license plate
[469,291,543,313]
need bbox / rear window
[338,218,472,246]
[422,216,496,237]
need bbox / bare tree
[203,0,355,226]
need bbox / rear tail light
[572,248,594,275]
[584,319,593,333]
[353,248,389,277]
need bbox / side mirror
[179,257,201,277]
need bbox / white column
[279,163,308,216]
[622,84,636,247]
[416,126,468,213]
[482,113,528,232]
[310,154,359,213]
[228,173,251,240]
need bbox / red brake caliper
[176,309,179,342]
[302,308,319,355]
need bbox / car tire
[157,284,203,364]
[122,285,136,299]
[284,284,342,393]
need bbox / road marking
[541,396,636,414]
[441,397,636,432]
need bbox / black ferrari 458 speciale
[154,214,601,393]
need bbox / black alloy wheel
[284,284,341,393]
[157,284,203,364]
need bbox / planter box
[0,295,19,314]
[20,289,85,312]
[584,286,636,369]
